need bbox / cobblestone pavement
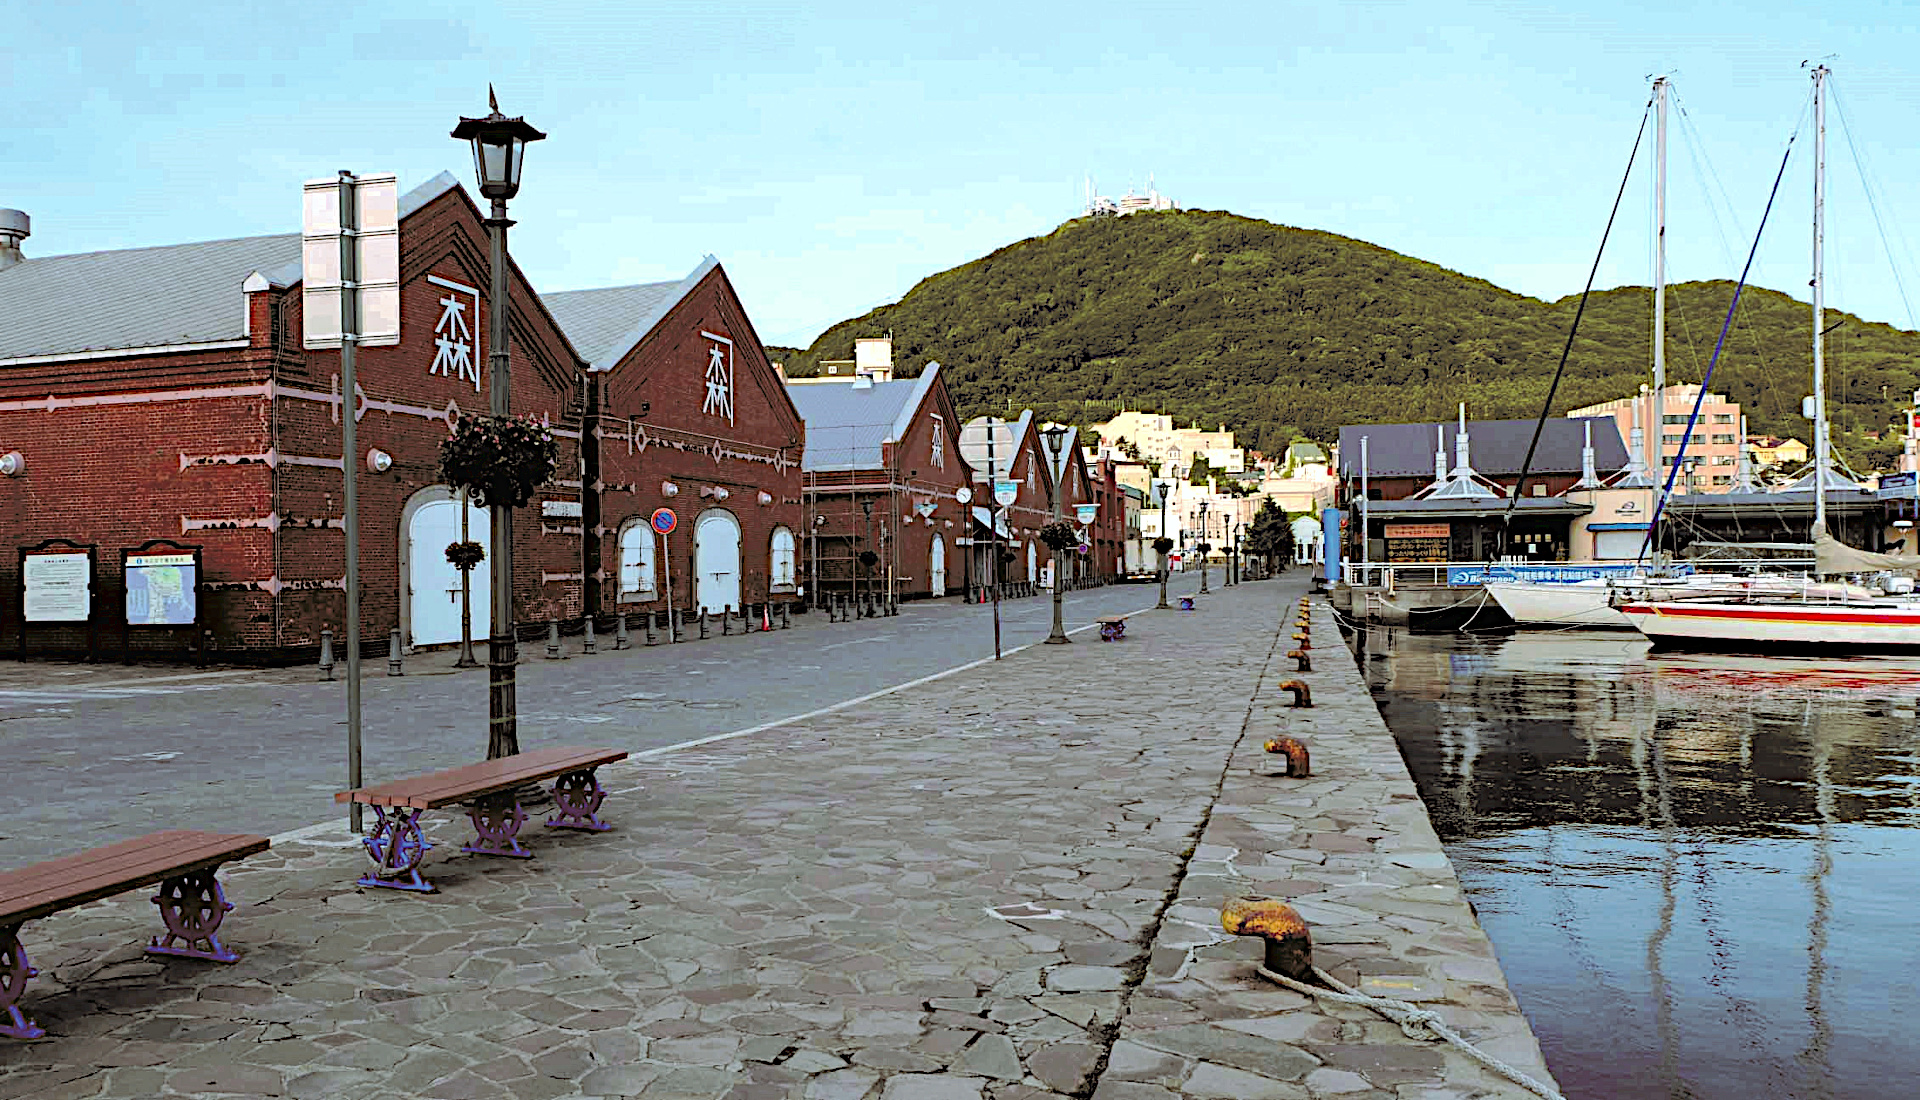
[0,578,1556,1099]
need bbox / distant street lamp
[1152,478,1174,609]
[860,498,875,615]
[452,87,545,761]
[1198,500,1211,594]
[1040,425,1071,645]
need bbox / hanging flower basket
[1039,521,1078,552]
[1196,542,1213,555]
[445,540,485,572]
[439,414,560,509]
[1152,537,1175,554]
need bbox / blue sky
[11,1,1920,349]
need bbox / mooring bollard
[582,616,597,655]
[1278,679,1312,708]
[318,628,335,681]
[546,620,564,659]
[1287,648,1312,672]
[1263,737,1311,777]
[1221,896,1313,982]
[387,629,404,676]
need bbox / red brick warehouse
[0,174,801,659]
[544,259,805,627]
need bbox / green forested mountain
[782,210,1920,469]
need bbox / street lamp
[1152,478,1173,609]
[860,498,875,617]
[1197,499,1211,593]
[1040,425,1071,645]
[453,87,545,761]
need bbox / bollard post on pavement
[722,605,733,636]
[582,616,597,655]
[699,610,709,639]
[643,610,656,646]
[614,612,631,650]
[318,628,336,681]
[387,629,404,676]
[545,620,565,659]
[780,602,791,629]
[670,609,682,643]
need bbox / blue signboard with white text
[1446,562,1692,587]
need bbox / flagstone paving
[0,577,1557,1099]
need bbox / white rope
[1255,963,1567,1100]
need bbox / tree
[1188,454,1213,485]
[1245,499,1289,566]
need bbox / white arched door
[1026,541,1037,583]
[930,536,947,596]
[694,509,742,614]
[408,495,490,646]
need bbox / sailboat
[1486,78,1795,630]
[1619,66,1920,652]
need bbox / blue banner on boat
[1447,562,1673,586]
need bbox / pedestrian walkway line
[0,668,259,691]
[272,602,1165,847]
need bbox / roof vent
[851,373,874,391]
[0,210,28,272]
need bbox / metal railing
[1342,557,1818,590]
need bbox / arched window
[770,526,796,591]
[617,518,657,600]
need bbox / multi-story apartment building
[1568,384,1743,493]
[1091,410,1245,475]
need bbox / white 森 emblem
[699,330,734,424]
[427,276,481,393]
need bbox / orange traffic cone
[761,604,772,631]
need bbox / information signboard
[125,552,199,626]
[23,552,91,622]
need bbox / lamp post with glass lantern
[1197,499,1210,593]
[1040,425,1071,644]
[452,87,545,760]
[1152,478,1173,609]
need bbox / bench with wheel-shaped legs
[338,747,629,893]
[0,830,269,1040]
[1095,615,1128,641]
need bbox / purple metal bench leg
[0,924,43,1041]
[546,768,612,831]
[146,869,240,962]
[463,796,533,859]
[358,805,436,892]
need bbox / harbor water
[1350,624,1920,1100]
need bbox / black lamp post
[1041,425,1070,644]
[453,87,545,761]
[1153,478,1173,609]
[1198,500,1211,593]
[860,498,874,616]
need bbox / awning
[971,506,1012,539]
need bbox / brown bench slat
[1094,615,1126,623]
[0,832,269,927]
[336,747,628,810]
[343,747,626,808]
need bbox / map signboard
[125,551,200,626]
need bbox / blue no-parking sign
[651,508,677,535]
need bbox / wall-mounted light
[661,481,679,497]
[712,486,730,501]
[0,451,22,477]
[758,491,773,506]
[366,448,393,474]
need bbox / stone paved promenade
[0,578,1556,1100]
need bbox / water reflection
[1350,624,1920,1100]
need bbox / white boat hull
[1484,580,1630,629]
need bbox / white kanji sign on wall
[700,330,734,424]
[427,275,481,393]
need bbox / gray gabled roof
[784,376,925,472]
[0,172,462,363]
[1338,417,1629,480]
[540,257,717,371]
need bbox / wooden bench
[1095,615,1128,641]
[335,746,629,893]
[0,830,270,1040]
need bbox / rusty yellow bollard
[1263,736,1311,777]
[1286,648,1312,672]
[1291,632,1311,649]
[1222,896,1313,982]
[1278,679,1312,708]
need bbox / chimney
[0,210,28,272]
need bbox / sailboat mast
[1812,65,1830,533]
[1652,76,1670,483]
